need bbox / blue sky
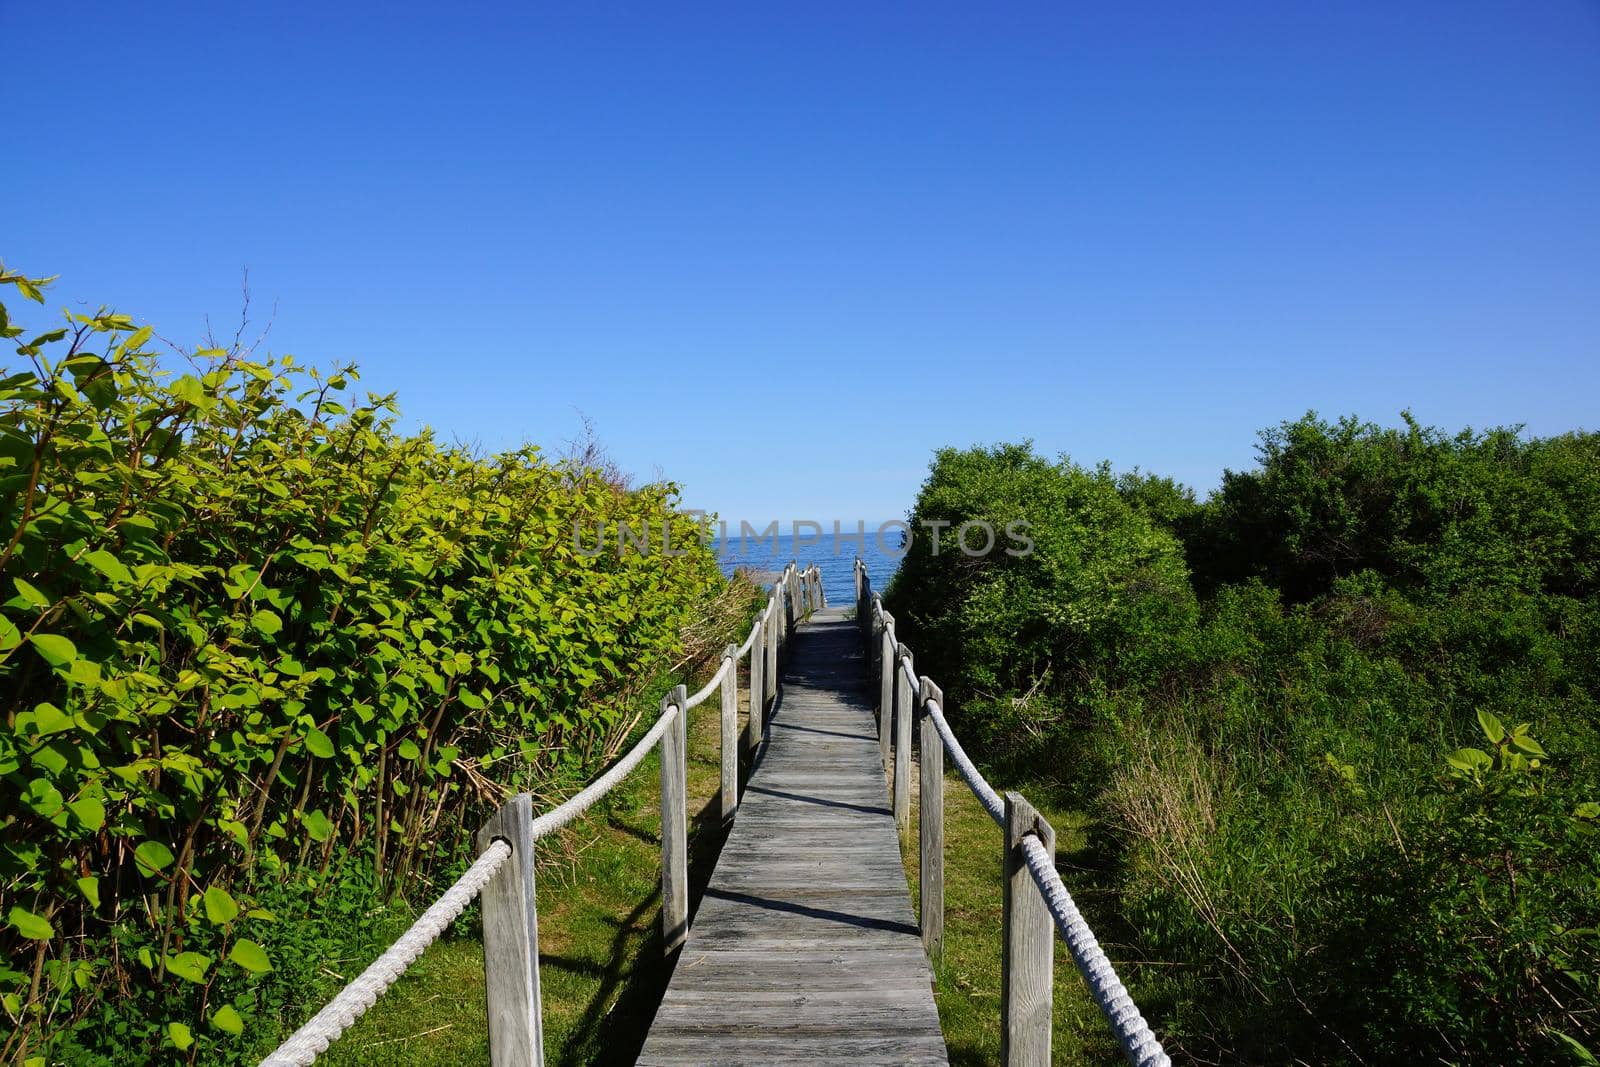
[6,2,1597,527]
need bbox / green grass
[902,754,1170,1065]
[309,676,748,1065]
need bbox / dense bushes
[886,421,1600,1064]
[0,265,723,1062]
[887,444,1194,758]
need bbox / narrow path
[636,607,948,1065]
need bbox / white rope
[737,618,759,657]
[684,657,731,710]
[1022,835,1171,1067]
[260,840,513,1067]
[924,697,1005,825]
[528,702,681,840]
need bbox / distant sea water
[713,529,905,606]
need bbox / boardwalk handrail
[261,562,826,1067]
[854,558,1170,1067]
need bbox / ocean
[713,529,906,605]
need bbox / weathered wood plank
[476,794,542,1067]
[638,607,947,1064]
[660,685,689,954]
[1002,791,1056,1066]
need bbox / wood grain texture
[746,618,765,765]
[1002,791,1056,1067]
[877,616,894,775]
[660,685,689,954]
[918,676,945,965]
[476,793,543,1067]
[720,646,738,824]
[637,607,947,1065]
[894,647,913,834]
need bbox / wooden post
[918,676,944,965]
[865,588,879,680]
[856,564,867,636]
[746,616,765,763]
[894,646,913,835]
[660,685,689,954]
[763,599,778,712]
[477,793,543,1067]
[878,610,895,775]
[719,644,738,822]
[1002,791,1056,1066]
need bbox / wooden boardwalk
[636,606,948,1065]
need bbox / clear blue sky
[6,2,1597,527]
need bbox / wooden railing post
[778,573,790,663]
[918,676,944,965]
[894,646,913,835]
[865,587,880,681]
[1002,791,1056,1066]
[878,610,895,774]
[763,599,778,713]
[746,615,765,764]
[660,685,689,954]
[856,563,868,638]
[719,644,738,822]
[477,793,543,1067]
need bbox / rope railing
[853,557,1169,1067]
[260,562,826,1067]
[1022,835,1170,1067]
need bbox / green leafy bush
[888,425,1600,1063]
[886,443,1195,762]
[0,264,722,1062]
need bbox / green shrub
[0,264,722,1062]
[891,423,1600,1063]
[885,442,1195,756]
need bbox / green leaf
[211,1003,244,1035]
[303,726,334,759]
[229,938,273,973]
[164,951,211,984]
[30,702,74,736]
[134,840,175,876]
[8,906,54,940]
[1446,747,1493,775]
[84,549,133,584]
[1477,708,1506,745]
[13,578,49,607]
[167,1022,194,1051]
[1551,1032,1600,1067]
[0,615,19,650]
[171,375,207,406]
[68,795,106,831]
[398,739,421,761]
[75,876,101,909]
[301,809,333,842]
[1511,733,1547,758]
[203,885,240,925]
[252,609,283,635]
[28,633,77,667]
